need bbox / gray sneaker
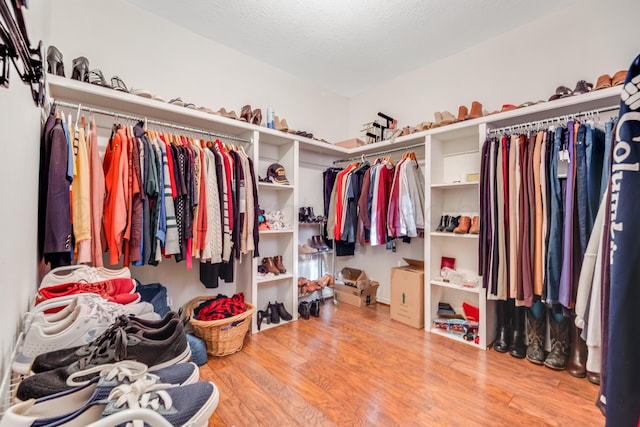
[17,318,191,401]
[31,311,181,374]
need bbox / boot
[257,309,270,331]
[587,371,601,385]
[262,257,280,275]
[453,216,471,234]
[469,216,480,234]
[436,215,450,232]
[298,301,310,320]
[567,317,587,378]
[267,302,280,324]
[310,299,320,317]
[445,215,460,232]
[466,101,484,119]
[509,306,526,359]
[456,105,468,122]
[275,301,293,321]
[273,255,287,274]
[544,311,569,370]
[494,300,510,353]
[526,309,546,365]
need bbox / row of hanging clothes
[38,103,260,287]
[323,149,425,256]
[478,108,620,406]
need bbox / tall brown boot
[544,311,569,370]
[469,216,480,234]
[466,101,484,119]
[526,309,546,365]
[454,216,471,234]
[567,316,588,378]
[262,257,280,275]
[456,105,469,122]
[273,255,287,274]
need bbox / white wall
[47,0,350,143]
[0,0,51,388]
[348,0,640,136]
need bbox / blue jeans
[599,118,616,199]
[575,124,588,256]
[545,127,564,304]
[585,125,604,233]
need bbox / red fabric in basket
[194,292,247,321]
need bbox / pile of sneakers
[3,265,219,426]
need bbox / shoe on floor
[17,318,191,400]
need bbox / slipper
[169,97,185,107]
[612,70,627,87]
[548,85,572,101]
[595,74,612,91]
[110,75,128,92]
[130,87,152,98]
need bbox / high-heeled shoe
[307,207,323,222]
[88,69,109,87]
[256,309,270,331]
[275,301,293,321]
[250,108,262,125]
[240,104,252,122]
[46,46,65,77]
[71,56,89,82]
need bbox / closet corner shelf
[258,182,295,191]
[257,272,294,284]
[429,327,479,348]
[430,279,480,294]
[259,229,294,235]
[430,232,479,239]
[430,182,479,190]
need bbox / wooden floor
[199,302,603,427]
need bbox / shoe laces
[67,360,155,386]
[75,325,132,371]
[109,378,175,426]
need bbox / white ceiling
[125,0,572,97]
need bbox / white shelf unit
[425,125,494,349]
[252,136,299,333]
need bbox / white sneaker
[40,265,131,288]
[13,296,157,375]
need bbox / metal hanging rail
[332,142,424,165]
[487,105,619,135]
[53,99,253,144]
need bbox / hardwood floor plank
[200,302,603,426]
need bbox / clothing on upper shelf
[324,152,425,254]
[38,111,260,288]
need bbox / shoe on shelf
[298,244,318,254]
[318,274,335,288]
[445,215,460,232]
[612,69,627,87]
[46,46,65,77]
[298,301,310,320]
[435,215,450,232]
[466,101,483,119]
[454,216,471,234]
[1,361,216,427]
[30,311,180,375]
[262,257,280,275]
[267,302,280,324]
[239,104,252,122]
[16,318,191,400]
[273,255,287,274]
[456,105,468,122]
[305,280,322,293]
[275,302,293,321]
[310,235,330,251]
[71,56,89,82]
[275,116,289,132]
[251,108,262,125]
[469,216,480,234]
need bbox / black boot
[298,301,310,320]
[267,301,280,324]
[567,315,587,378]
[509,306,526,359]
[494,300,510,353]
[526,308,545,364]
[275,301,293,321]
[436,215,450,232]
[544,310,569,370]
[310,299,320,317]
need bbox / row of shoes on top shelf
[399,70,627,135]
[298,274,335,297]
[299,206,325,223]
[436,215,479,235]
[299,235,330,253]
[256,301,293,330]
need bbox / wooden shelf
[259,229,294,235]
[257,272,294,284]
[430,232,479,239]
[430,182,479,190]
[429,327,479,348]
[258,182,295,191]
[430,279,480,294]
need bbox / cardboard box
[340,267,370,290]
[390,258,425,328]
[336,281,379,307]
[334,138,366,148]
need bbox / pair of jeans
[575,124,589,257]
[545,127,565,304]
[599,119,617,202]
[559,121,576,308]
[585,125,605,234]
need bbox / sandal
[572,80,593,95]
[88,69,109,87]
[110,75,128,92]
[548,85,572,101]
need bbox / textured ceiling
[125,0,572,97]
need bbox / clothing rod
[332,142,424,165]
[487,105,619,135]
[52,99,253,144]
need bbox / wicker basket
[186,296,256,357]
